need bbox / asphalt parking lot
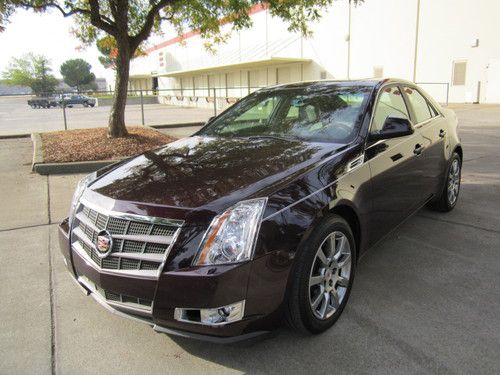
[0,96,214,136]
[0,104,499,374]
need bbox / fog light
[174,301,245,326]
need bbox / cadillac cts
[59,79,462,342]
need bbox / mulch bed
[40,127,176,163]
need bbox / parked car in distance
[27,96,58,108]
[59,79,462,343]
[59,94,96,108]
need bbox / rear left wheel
[429,152,461,212]
[286,215,356,334]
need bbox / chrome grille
[103,290,151,307]
[71,200,183,277]
[85,277,153,310]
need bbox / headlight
[193,198,267,266]
[68,172,96,225]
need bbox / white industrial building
[127,0,500,107]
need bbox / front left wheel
[285,215,356,334]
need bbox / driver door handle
[414,144,424,156]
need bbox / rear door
[401,86,447,198]
[365,85,427,246]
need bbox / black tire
[285,215,357,334]
[83,102,89,107]
[428,152,461,212]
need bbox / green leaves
[60,58,96,90]
[1,0,350,53]
[2,53,58,95]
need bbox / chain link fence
[0,83,451,136]
[416,82,450,105]
[0,87,267,136]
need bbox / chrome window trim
[413,116,441,129]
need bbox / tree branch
[14,1,82,16]
[88,0,118,36]
[129,0,172,52]
[14,0,118,36]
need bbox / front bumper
[58,219,276,343]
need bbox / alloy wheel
[447,159,460,205]
[308,231,352,320]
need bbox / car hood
[89,135,344,217]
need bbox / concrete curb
[0,122,204,139]
[31,131,125,175]
[150,121,204,129]
[31,133,44,170]
[33,159,120,175]
[0,133,31,139]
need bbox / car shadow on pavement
[167,204,500,374]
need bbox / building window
[452,60,467,86]
[373,66,384,78]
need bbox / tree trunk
[108,40,130,138]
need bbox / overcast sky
[0,9,138,85]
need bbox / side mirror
[369,117,414,141]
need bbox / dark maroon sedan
[59,79,462,342]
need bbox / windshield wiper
[246,134,301,142]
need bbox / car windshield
[198,85,372,143]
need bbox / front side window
[371,86,409,133]
[199,86,372,143]
[403,87,433,124]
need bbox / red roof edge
[144,3,268,54]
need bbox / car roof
[260,78,416,91]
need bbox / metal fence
[0,82,452,136]
[416,82,450,106]
[0,87,266,136]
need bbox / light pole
[347,0,352,80]
[413,0,421,82]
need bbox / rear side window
[371,87,409,133]
[428,101,439,117]
[403,87,433,124]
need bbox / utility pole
[347,0,352,80]
[413,0,421,82]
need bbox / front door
[485,59,500,103]
[365,85,427,247]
